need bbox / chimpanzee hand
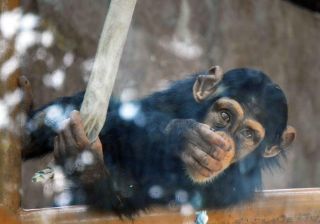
[54,110,107,184]
[54,110,103,161]
[165,119,235,183]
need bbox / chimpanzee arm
[54,111,148,217]
[22,92,85,159]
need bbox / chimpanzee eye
[220,111,231,123]
[241,128,254,139]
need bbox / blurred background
[0,0,319,208]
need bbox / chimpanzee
[21,66,296,216]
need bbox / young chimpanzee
[21,66,296,216]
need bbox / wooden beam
[20,206,194,224]
[0,206,20,224]
[0,69,22,213]
[0,0,20,11]
[209,188,320,223]
[0,0,22,213]
[0,0,22,212]
[19,188,320,224]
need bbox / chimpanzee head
[191,66,296,182]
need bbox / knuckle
[212,150,219,159]
[193,123,202,131]
[199,154,209,166]
[185,141,198,153]
[214,149,224,160]
[77,142,87,150]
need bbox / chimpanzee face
[187,66,296,183]
[203,97,265,162]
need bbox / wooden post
[19,188,320,224]
[0,0,22,213]
[0,58,22,213]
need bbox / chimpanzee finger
[197,124,227,149]
[69,110,90,148]
[61,119,79,154]
[191,132,226,160]
[53,136,60,161]
[90,138,103,160]
[54,134,66,162]
[208,147,226,161]
[185,125,222,157]
[187,143,222,172]
[181,152,211,178]
[185,128,211,153]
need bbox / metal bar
[19,188,320,224]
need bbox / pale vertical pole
[80,0,137,142]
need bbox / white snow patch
[3,89,23,107]
[119,102,140,120]
[35,47,47,60]
[0,8,22,39]
[41,30,54,47]
[180,204,194,216]
[0,89,23,129]
[15,30,39,54]
[0,101,10,129]
[80,151,94,165]
[20,13,39,31]
[43,69,65,90]
[148,185,164,199]
[54,191,72,207]
[0,56,19,80]
[63,52,74,67]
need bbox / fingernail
[70,110,81,122]
[58,118,70,130]
[70,110,78,117]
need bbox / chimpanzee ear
[193,65,224,103]
[263,125,296,158]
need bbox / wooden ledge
[17,188,320,224]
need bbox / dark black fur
[23,68,288,216]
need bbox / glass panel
[0,0,319,221]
